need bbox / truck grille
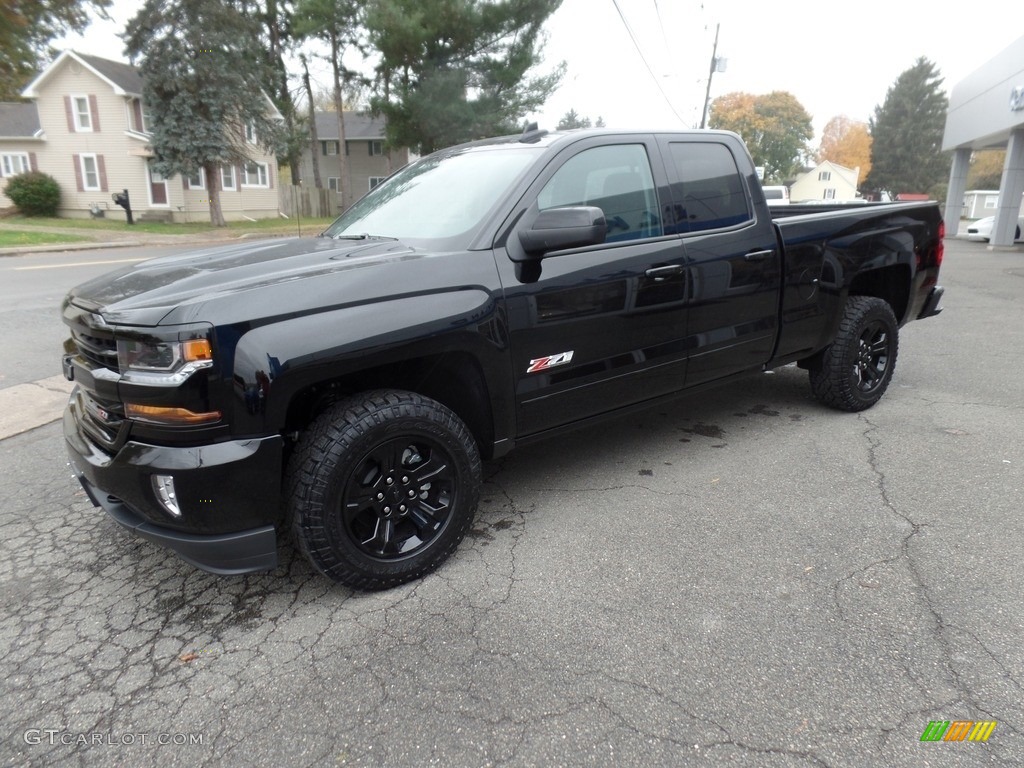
[71,328,119,373]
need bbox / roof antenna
[519,121,546,144]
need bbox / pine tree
[864,58,948,197]
[364,0,565,155]
[123,0,284,226]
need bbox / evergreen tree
[556,109,591,130]
[123,0,284,226]
[864,57,948,197]
[364,0,565,155]
[0,0,111,100]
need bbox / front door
[496,138,690,436]
[148,164,168,206]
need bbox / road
[1,238,1022,766]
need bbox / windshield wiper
[329,232,398,241]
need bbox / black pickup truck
[61,127,944,589]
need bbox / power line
[609,0,687,125]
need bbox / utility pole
[700,23,721,129]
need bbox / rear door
[494,136,690,436]
[659,137,781,385]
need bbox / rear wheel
[286,389,481,590]
[808,296,899,412]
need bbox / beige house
[789,160,861,203]
[1,50,281,222]
[293,111,410,213]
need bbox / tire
[808,296,899,412]
[286,389,481,590]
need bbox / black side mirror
[516,206,607,259]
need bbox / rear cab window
[663,141,753,234]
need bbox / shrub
[4,171,61,216]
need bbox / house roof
[21,50,144,98]
[314,111,387,140]
[0,102,42,138]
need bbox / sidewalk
[0,219,312,256]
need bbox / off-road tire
[286,389,481,590]
[808,296,899,412]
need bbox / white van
[762,185,790,205]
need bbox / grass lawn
[2,215,337,237]
[0,229,92,247]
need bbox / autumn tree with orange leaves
[709,91,813,183]
[817,116,872,183]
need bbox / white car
[966,215,1023,242]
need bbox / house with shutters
[0,50,281,222]
[292,111,411,212]
[788,160,861,203]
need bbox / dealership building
[943,36,1024,246]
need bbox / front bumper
[64,395,283,575]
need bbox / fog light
[152,474,181,517]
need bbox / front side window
[0,153,30,177]
[72,96,92,131]
[666,142,752,233]
[242,162,269,187]
[537,144,662,243]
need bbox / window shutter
[89,95,100,132]
[268,163,274,189]
[321,141,327,156]
[97,155,107,191]
[29,153,37,171]
[368,142,372,156]
[73,155,84,191]
[64,96,76,132]
[183,176,190,190]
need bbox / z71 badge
[527,351,574,373]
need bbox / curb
[0,240,146,257]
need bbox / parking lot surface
[1,238,1021,766]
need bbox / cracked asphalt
[1,239,1021,767]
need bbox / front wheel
[286,390,481,590]
[808,296,899,412]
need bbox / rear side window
[537,144,662,243]
[666,142,752,233]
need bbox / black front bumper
[65,397,283,575]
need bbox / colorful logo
[920,720,997,742]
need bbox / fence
[279,185,339,219]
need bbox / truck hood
[65,236,426,326]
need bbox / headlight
[117,337,214,385]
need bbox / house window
[80,154,101,190]
[72,95,93,131]
[327,177,340,192]
[369,176,386,191]
[984,197,998,209]
[818,170,831,181]
[245,122,257,143]
[0,153,30,177]
[242,161,269,187]
[322,141,339,156]
[187,168,206,189]
[369,140,383,156]
[823,188,836,200]
[221,165,236,191]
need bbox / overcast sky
[57,0,1023,146]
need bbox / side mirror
[516,206,607,259]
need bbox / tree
[817,115,872,182]
[364,0,565,156]
[123,0,284,227]
[967,150,1005,189]
[0,0,112,100]
[864,57,948,197]
[292,0,364,211]
[709,91,813,183]
[556,109,591,130]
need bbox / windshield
[322,145,542,245]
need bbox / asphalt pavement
[0,237,1021,767]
